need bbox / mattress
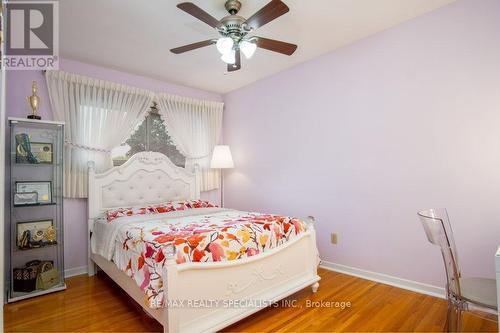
[91,205,308,308]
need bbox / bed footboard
[162,221,320,333]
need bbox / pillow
[184,200,217,209]
[151,200,217,212]
[105,206,156,222]
[106,200,218,222]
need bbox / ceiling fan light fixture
[221,50,236,64]
[216,37,234,55]
[240,40,257,59]
[171,1,297,72]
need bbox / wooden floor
[4,268,497,332]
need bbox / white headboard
[88,152,201,219]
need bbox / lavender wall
[6,59,223,272]
[223,0,500,287]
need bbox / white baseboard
[320,260,446,299]
[64,265,88,278]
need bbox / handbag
[13,260,40,292]
[36,261,60,290]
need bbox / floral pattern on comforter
[114,210,307,308]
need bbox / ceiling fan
[170,0,298,72]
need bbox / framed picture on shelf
[16,219,57,249]
[31,142,53,164]
[16,181,52,204]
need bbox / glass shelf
[11,163,62,167]
[15,242,58,252]
[9,283,66,303]
[14,202,56,208]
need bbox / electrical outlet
[330,233,338,245]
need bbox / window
[111,104,186,167]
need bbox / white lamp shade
[210,145,234,169]
[220,50,236,64]
[216,37,234,55]
[240,40,257,59]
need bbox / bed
[87,152,320,333]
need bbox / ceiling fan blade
[228,49,241,72]
[170,39,216,54]
[245,0,289,30]
[254,37,297,55]
[177,2,219,28]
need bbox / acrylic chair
[418,208,497,332]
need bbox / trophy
[27,81,41,120]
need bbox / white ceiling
[60,0,455,94]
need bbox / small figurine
[45,226,57,244]
[27,81,41,120]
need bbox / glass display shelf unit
[6,118,66,303]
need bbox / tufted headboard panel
[88,152,201,219]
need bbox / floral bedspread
[112,209,308,308]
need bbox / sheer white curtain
[45,70,154,198]
[156,93,223,191]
